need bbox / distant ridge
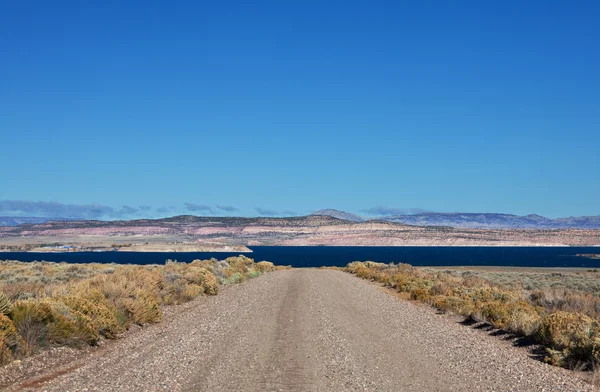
[311,209,364,222]
[2,211,599,229]
[310,209,600,229]
[379,212,600,229]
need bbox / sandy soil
[1,270,597,391]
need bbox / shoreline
[2,243,600,254]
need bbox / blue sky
[1,1,599,219]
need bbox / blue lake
[1,246,600,268]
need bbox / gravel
[3,269,597,391]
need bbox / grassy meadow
[346,261,600,370]
[0,256,281,366]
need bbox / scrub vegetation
[0,256,280,366]
[346,261,600,370]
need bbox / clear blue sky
[1,1,599,219]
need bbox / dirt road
[8,270,597,391]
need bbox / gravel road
[6,269,597,391]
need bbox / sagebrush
[346,261,600,370]
[0,256,281,365]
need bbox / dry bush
[345,261,600,370]
[0,256,275,365]
[222,255,255,279]
[255,261,276,273]
[432,295,475,316]
[60,291,122,342]
[1,282,46,301]
[537,312,596,350]
[506,303,543,336]
[0,314,25,365]
[462,275,489,288]
[537,312,600,368]
[11,300,54,351]
[429,281,452,296]
[530,288,600,320]
[0,292,12,315]
[121,289,162,325]
[183,267,219,295]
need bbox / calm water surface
[1,246,599,268]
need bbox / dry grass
[421,267,600,295]
[0,256,278,366]
[346,261,600,370]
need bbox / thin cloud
[184,203,214,214]
[216,205,239,212]
[254,207,296,216]
[0,200,118,219]
[119,205,139,215]
[360,206,430,216]
[138,205,152,212]
[156,205,176,214]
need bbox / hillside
[1,214,599,249]
[311,209,364,222]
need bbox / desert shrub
[224,272,246,285]
[432,295,475,316]
[222,255,255,278]
[180,284,204,302]
[190,258,218,268]
[45,300,96,345]
[10,299,97,350]
[11,300,55,351]
[0,256,276,366]
[505,302,543,336]
[537,312,600,368]
[462,275,489,288]
[530,288,600,320]
[121,289,162,325]
[60,291,122,342]
[0,292,12,315]
[1,282,46,301]
[430,281,452,296]
[410,288,431,301]
[255,261,276,273]
[0,314,25,365]
[345,260,600,370]
[183,267,219,295]
[537,312,597,350]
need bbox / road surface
[7,269,596,391]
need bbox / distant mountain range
[2,210,600,229]
[310,210,600,229]
[2,213,599,248]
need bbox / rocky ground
[1,270,598,391]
